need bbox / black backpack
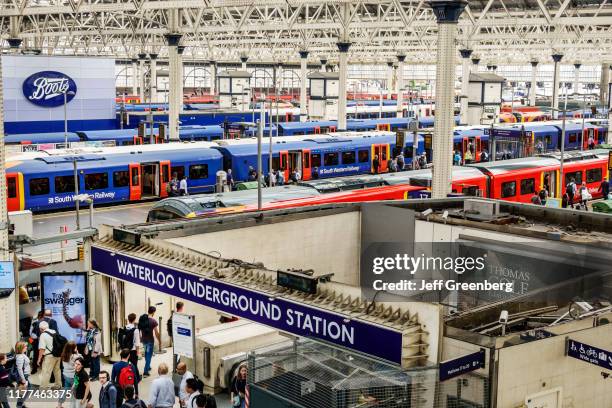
[50,332,68,357]
[539,190,546,200]
[118,327,136,350]
[167,315,173,338]
[137,314,151,337]
[193,374,205,393]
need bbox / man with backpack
[177,362,193,407]
[112,349,141,407]
[138,306,160,378]
[566,178,576,208]
[99,371,118,408]
[121,385,147,408]
[37,320,66,388]
[119,313,141,368]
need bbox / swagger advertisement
[41,273,88,344]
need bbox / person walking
[167,302,184,368]
[139,306,160,378]
[372,155,380,174]
[120,385,147,408]
[599,177,610,200]
[230,364,247,408]
[276,170,284,186]
[58,341,81,408]
[84,319,102,381]
[29,311,45,374]
[38,320,62,388]
[185,378,201,408]
[538,188,548,206]
[226,169,235,190]
[99,371,118,408]
[566,178,576,208]
[112,348,141,406]
[120,313,141,368]
[72,358,93,408]
[396,152,405,171]
[0,353,10,408]
[579,181,591,210]
[179,176,189,196]
[147,363,175,408]
[169,173,179,197]
[177,362,193,407]
[14,342,31,408]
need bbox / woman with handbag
[230,364,247,408]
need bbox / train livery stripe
[18,173,25,211]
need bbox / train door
[302,150,311,181]
[141,163,160,197]
[129,164,141,201]
[159,161,171,198]
[279,150,289,181]
[6,173,24,212]
[542,170,557,198]
[288,151,302,180]
[372,144,389,173]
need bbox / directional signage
[439,349,486,382]
[172,313,195,360]
[566,339,612,371]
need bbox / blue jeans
[17,374,29,407]
[59,375,74,404]
[143,341,154,374]
[89,354,100,379]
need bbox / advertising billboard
[0,261,15,290]
[41,273,88,344]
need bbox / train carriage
[6,142,223,212]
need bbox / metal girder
[0,0,611,64]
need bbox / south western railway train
[4,119,609,212]
[146,150,611,221]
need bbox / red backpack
[118,363,135,389]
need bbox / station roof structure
[0,0,610,64]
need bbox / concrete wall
[166,211,361,286]
[496,322,612,408]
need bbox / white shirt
[179,371,194,403]
[126,323,141,350]
[39,329,56,355]
[187,391,201,408]
[180,179,188,194]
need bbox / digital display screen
[41,273,88,344]
[0,262,15,290]
[277,271,317,294]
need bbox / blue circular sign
[22,71,77,108]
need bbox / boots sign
[22,71,77,108]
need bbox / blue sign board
[91,246,404,364]
[0,262,15,290]
[439,349,486,381]
[23,71,77,108]
[520,329,556,342]
[567,339,612,371]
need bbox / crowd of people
[530,177,609,210]
[2,304,233,408]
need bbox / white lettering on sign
[28,77,70,101]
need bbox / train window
[7,178,16,198]
[131,167,139,186]
[189,164,209,180]
[324,152,339,166]
[29,178,50,196]
[113,171,130,188]
[381,148,387,161]
[501,181,516,198]
[565,171,582,186]
[272,157,280,172]
[85,173,108,190]
[568,133,578,143]
[303,153,310,168]
[341,151,356,164]
[587,168,602,183]
[358,150,369,163]
[55,176,75,194]
[171,166,185,181]
[462,186,478,196]
[311,154,321,168]
[520,178,535,195]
